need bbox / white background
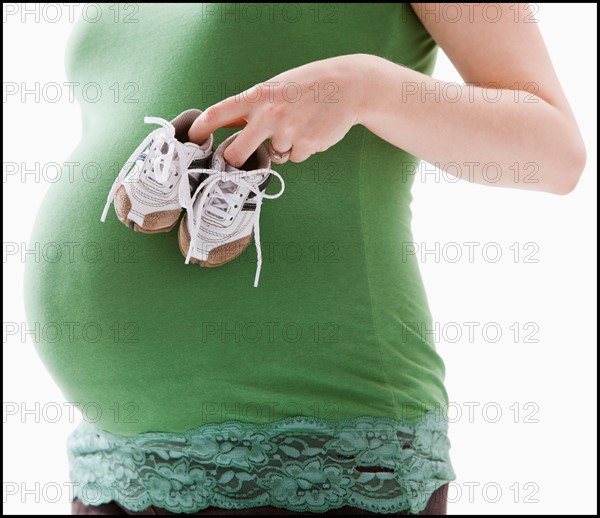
[3,3,597,515]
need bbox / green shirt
[25,4,454,513]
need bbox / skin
[189,3,586,195]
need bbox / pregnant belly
[23,138,402,436]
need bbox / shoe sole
[115,185,181,234]
[178,216,253,267]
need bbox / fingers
[227,129,314,167]
[223,117,249,129]
[288,136,315,163]
[188,97,250,145]
[289,147,313,163]
[189,83,322,166]
[269,133,294,164]
[224,123,271,168]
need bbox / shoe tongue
[186,142,211,181]
[185,142,213,194]
[156,141,193,163]
[213,132,267,180]
[220,163,241,194]
[184,141,202,160]
[223,162,266,187]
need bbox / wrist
[345,53,383,126]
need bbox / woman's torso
[25,3,446,436]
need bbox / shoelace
[183,167,285,287]
[101,117,190,223]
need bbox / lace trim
[68,411,455,514]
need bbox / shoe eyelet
[234,205,238,209]
[169,185,173,189]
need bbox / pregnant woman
[24,4,585,516]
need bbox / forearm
[356,54,586,195]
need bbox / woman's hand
[188,55,369,166]
[191,4,586,195]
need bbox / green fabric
[67,410,454,514]
[25,4,446,438]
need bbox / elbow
[548,132,587,196]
